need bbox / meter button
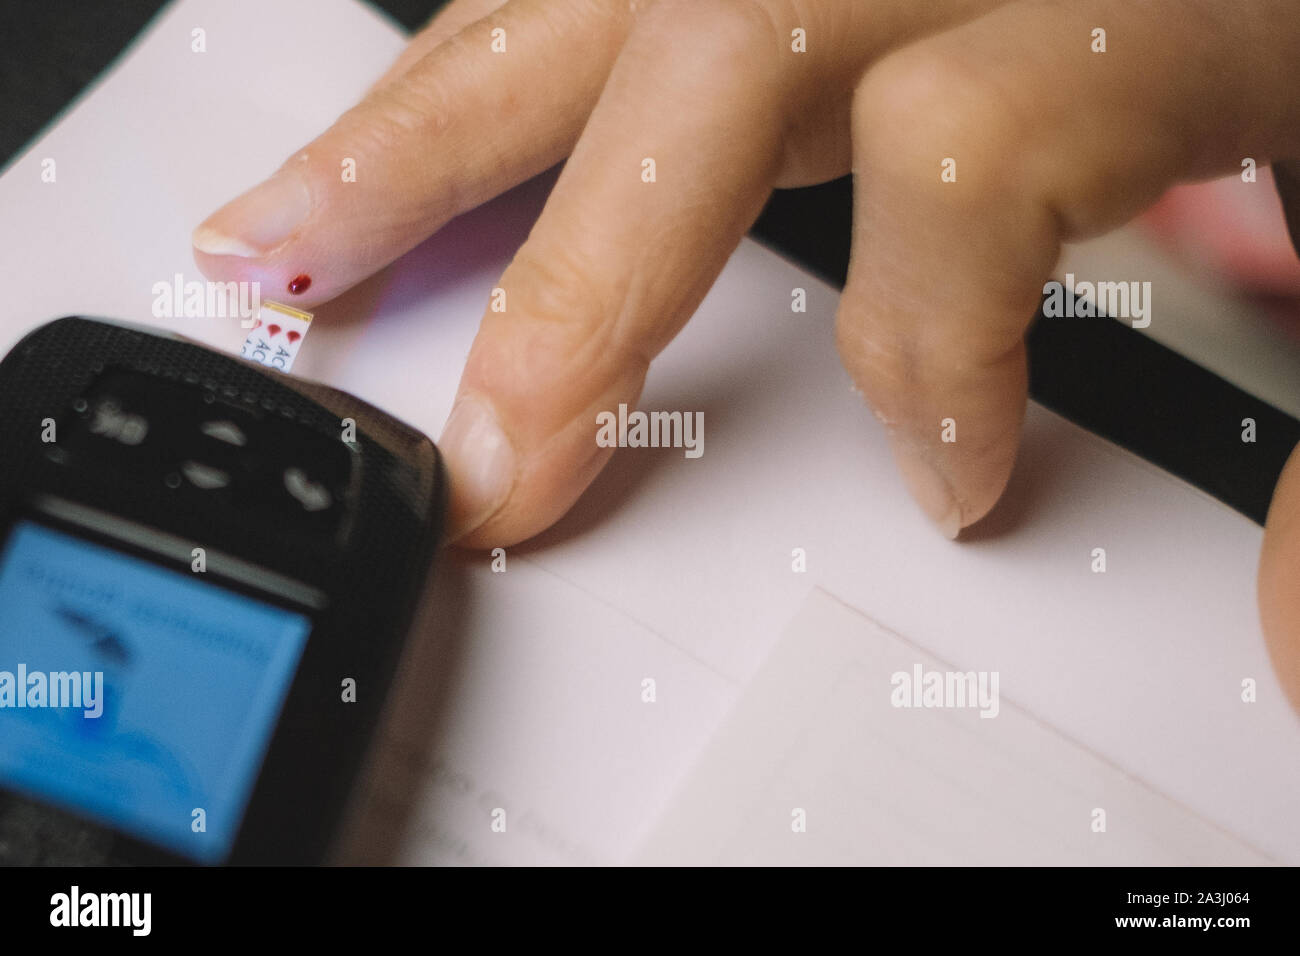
[200,419,248,447]
[283,467,332,512]
[181,460,232,490]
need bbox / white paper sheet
[2,0,1297,866]
[638,588,1271,865]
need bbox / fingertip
[191,225,261,260]
[190,169,340,307]
[188,247,332,311]
[887,426,1019,541]
[889,436,962,539]
[438,394,518,544]
[192,171,313,260]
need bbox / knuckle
[635,0,782,70]
[378,70,456,141]
[835,301,920,419]
[538,0,633,46]
[836,298,1027,459]
[852,45,1020,196]
[335,73,455,160]
[508,240,613,333]
[476,239,648,407]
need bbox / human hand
[192,0,1300,705]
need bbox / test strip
[239,300,313,373]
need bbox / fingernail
[890,438,962,540]
[192,171,313,258]
[438,396,516,542]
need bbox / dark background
[2,0,1296,524]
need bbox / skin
[193,0,1300,711]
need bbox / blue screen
[0,520,311,862]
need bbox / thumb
[1258,440,1300,716]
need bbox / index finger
[192,0,636,307]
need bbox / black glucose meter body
[0,317,445,865]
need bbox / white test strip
[239,300,313,373]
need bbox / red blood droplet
[288,274,312,295]
[267,324,282,337]
[287,331,301,343]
